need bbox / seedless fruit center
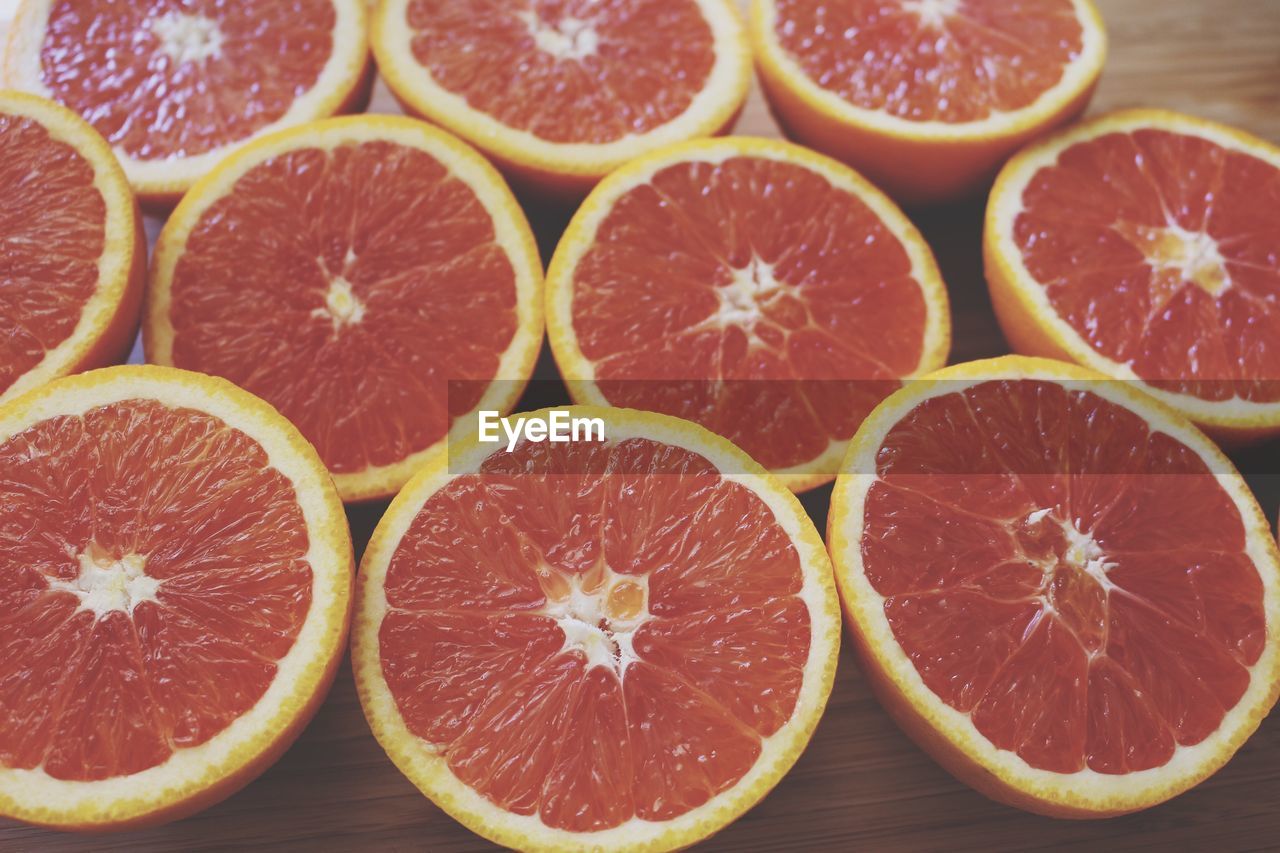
[538,562,648,675]
[50,546,159,619]
[1114,222,1230,298]
[150,13,225,64]
[1012,508,1115,655]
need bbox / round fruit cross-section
[353,406,840,850]
[0,365,352,830]
[371,0,751,198]
[5,0,372,206]
[828,355,1280,816]
[749,0,1107,203]
[145,115,544,503]
[987,109,1280,443]
[546,137,951,493]
[0,91,144,406]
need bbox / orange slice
[0,90,143,406]
[828,355,1280,816]
[546,137,950,493]
[145,115,544,504]
[5,0,373,206]
[0,365,352,830]
[371,0,752,198]
[353,406,840,849]
[750,0,1107,204]
[987,109,1280,443]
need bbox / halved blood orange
[353,406,839,849]
[145,115,544,503]
[0,90,144,406]
[987,109,1280,442]
[749,0,1107,204]
[546,136,950,493]
[371,0,752,198]
[828,355,1280,816]
[0,365,352,830]
[5,0,373,206]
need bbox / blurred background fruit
[750,0,1107,205]
[372,0,752,200]
[4,0,373,207]
[0,91,143,406]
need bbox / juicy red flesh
[379,437,812,830]
[0,400,312,781]
[166,139,519,476]
[405,0,715,143]
[772,0,1084,122]
[0,111,105,396]
[1015,128,1280,401]
[40,0,336,159]
[570,155,928,471]
[861,379,1263,773]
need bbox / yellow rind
[544,135,951,493]
[370,0,752,199]
[828,354,1280,817]
[749,0,1107,204]
[145,114,545,504]
[353,405,841,851]
[985,108,1280,444]
[0,365,354,831]
[4,0,373,206]
[0,90,144,406]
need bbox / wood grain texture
[5,0,1280,849]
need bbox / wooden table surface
[5,1,1280,850]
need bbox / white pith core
[1021,507,1118,623]
[903,0,961,29]
[311,249,367,331]
[149,12,225,64]
[1061,521,1117,592]
[517,11,599,61]
[1116,221,1232,298]
[1024,507,1116,578]
[48,546,160,619]
[536,563,649,675]
[696,257,787,347]
[314,276,366,330]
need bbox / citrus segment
[406,0,713,143]
[986,110,1280,440]
[0,91,143,406]
[547,137,949,492]
[146,115,544,503]
[829,356,1280,816]
[773,0,1086,121]
[5,0,373,205]
[0,366,352,830]
[353,407,840,849]
[372,0,751,197]
[749,0,1107,203]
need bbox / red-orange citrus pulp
[862,378,1264,773]
[162,138,523,479]
[403,0,715,143]
[559,149,943,475]
[771,0,1086,123]
[37,0,338,160]
[0,399,312,781]
[378,436,812,830]
[1010,128,1280,402]
[0,108,107,397]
